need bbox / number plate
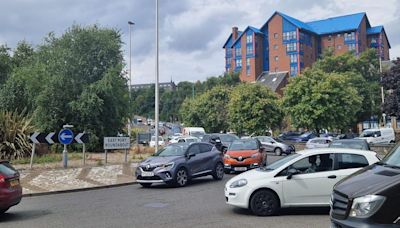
[9,179,19,187]
[234,167,247,171]
[141,171,154,177]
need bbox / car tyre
[250,189,280,216]
[212,162,224,180]
[140,183,152,188]
[274,147,282,156]
[175,168,188,187]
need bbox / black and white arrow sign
[30,132,41,144]
[45,132,56,144]
[74,132,89,144]
[30,132,58,144]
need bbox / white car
[149,136,165,147]
[169,136,200,144]
[224,148,379,216]
[305,137,333,149]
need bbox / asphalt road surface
[0,155,330,228]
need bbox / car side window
[199,144,213,153]
[290,154,334,174]
[188,144,201,155]
[336,153,369,169]
[178,139,185,143]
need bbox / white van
[182,127,206,139]
[358,128,395,144]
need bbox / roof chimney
[232,27,238,40]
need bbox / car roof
[333,139,367,142]
[296,148,376,155]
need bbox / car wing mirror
[287,168,299,180]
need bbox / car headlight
[349,195,386,218]
[224,154,231,159]
[251,153,259,158]
[229,179,247,188]
[160,162,174,169]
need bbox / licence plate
[10,179,19,187]
[234,167,247,171]
[141,171,154,177]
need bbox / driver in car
[305,155,317,173]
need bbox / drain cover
[143,203,169,208]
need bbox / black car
[202,133,239,149]
[135,142,224,187]
[278,131,304,141]
[330,143,400,227]
[329,139,371,151]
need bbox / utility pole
[128,21,135,138]
[155,0,160,152]
[379,54,386,127]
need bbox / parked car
[329,139,370,151]
[202,133,239,149]
[330,143,400,227]
[358,127,395,144]
[169,136,200,144]
[135,142,224,187]
[0,161,22,213]
[306,137,333,149]
[224,148,379,216]
[254,136,295,156]
[278,131,304,141]
[290,132,317,142]
[223,139,266,173]
[183,127,206,139]
[149,136,165,147]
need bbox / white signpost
[103,137,130,163]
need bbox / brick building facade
[223,12,391,81]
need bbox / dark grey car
[135,142,224,187]
[328,139,371,151]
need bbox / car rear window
[336,153,369,169]
[0,163,17,176]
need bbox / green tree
[283,68,362,133]
[382,58,400,117]
[180,86,231,132]
[0,45,12,84]
[228,83,282,136]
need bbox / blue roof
[222,31,242,48]
[306,12,366,35]
[230,26,264,47]
[278,12,316,33]
[367,26,383,35]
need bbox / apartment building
[223,12,391,81]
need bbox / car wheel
[250,190,280,216]
[175,168,188,187]
[212,162,224,180]
[139,183,152,188]
[274,147,282,156]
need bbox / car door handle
[327,175,337,179]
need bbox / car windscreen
[0,163,17,176]
[219,134,239,143]
[360,130,380,137]
[185,138,198,143]
[191,132,204,138]
[229,140,258,150]
[273,137,284,143]
[151,136,163,141]
[329,141,366,150]
[261,153,301,171]
[154,145,187,157]
[381,144,400,167]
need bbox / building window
[337,34,341,37]
[371,38,377,44]
[290,54,297,63]
[235,59,242,68]
[274,67,279,72]
[328,35,332,42]
[286,43,297,52]
[274,33,278,39]
[246,34,252,44]
[235,47,241,56]
[226,57,232,65]
[273,44,278,50]
[246,45,253,55]
[226,48,232,56]
[246,58,251,75]
[344,32,355,41]
[290,66,298,76]
[283,31,296,40]
[337,45,342,50]
[300,43,304,52]
[348,43,356,51]
[274,56,279,61]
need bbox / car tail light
[0,174,6,188]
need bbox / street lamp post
[155,0,160,152]
[128,21,135,138]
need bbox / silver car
[254,136,295,156]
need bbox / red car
[0,161,22,213]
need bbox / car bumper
[330,217,399,228]
[135,167,174,184]
[224,186,252,209]
[0,186,22,210]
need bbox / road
[0,155,330,228]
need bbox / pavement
[0,174,330,228]
[18,163,138,196]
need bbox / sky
[1,0,399,84]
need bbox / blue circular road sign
[58,129,74,145]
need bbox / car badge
[146,164,151,169]
[238,156,243,161]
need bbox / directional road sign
[30,132,57,144]
[74,132,89,144]
[58,129,74,145]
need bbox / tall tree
[228,83,282,136]
[0,45,12,84]
[382,58,400,117]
